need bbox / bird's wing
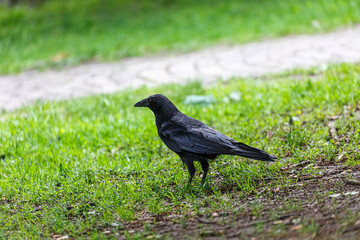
[159,114,277,161]
[162,124,235,155]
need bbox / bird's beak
[134,99,149,107]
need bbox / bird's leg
[200,161,209,186]
[184,160,195,186]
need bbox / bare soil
[119,162,360,239]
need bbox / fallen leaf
[291,225,303,231]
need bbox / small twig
[197,218,218,224]
[227,213,301,238]
[280,160,311,171]
[344,224,360,233]
[277,213,299,220]
[253,174,319,183]
[236,213,300,229]
[327,168,347,176]
[345,179,360,185]
[296,174,321,181]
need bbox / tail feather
[232,142,277,162]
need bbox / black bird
[134,94,277,185]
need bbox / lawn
[0,62,359,239]
[1,0,360,73]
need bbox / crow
[134,94,277,185]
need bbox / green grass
[1,0,360,73]
[0,63,359,238]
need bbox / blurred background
[1,0,360,74]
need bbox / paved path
[1,27,360,111]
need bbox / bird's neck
[152,103,179,123]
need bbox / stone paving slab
[1,27,360,111]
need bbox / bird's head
[134,94,179,116]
